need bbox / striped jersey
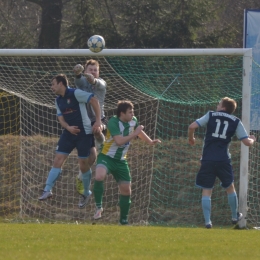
[55,88,94,134]
[101,116,139,160]
[196,110,248,161]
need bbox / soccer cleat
[119,219,129,225]
[76,177,84,195]
[205,223,212,229]
[232,212,243,225]
[93,207,103,220]
[78,191,92,209]
[39,190,52,200]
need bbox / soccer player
[73,60,107,195]
[92,100,161,225]
[188,97,256,228]
[38,74,101,209]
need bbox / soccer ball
[87,35,105,53]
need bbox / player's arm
[84,73,106,90]
[57,115,80,135]
[188,121,199,145]
[89,96,102,133]
[236,122,256,146]
[241,135,256,146]
[113,125,144,146]
[93,78,106,90]
[138,130,161,145]
[188,112,209,145]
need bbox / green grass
[0,223,260,260]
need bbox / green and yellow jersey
[101,116,138,160]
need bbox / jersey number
[212,119,228,139]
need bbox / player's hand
[134,125,144,136]
[67,126,80,135]
[84,73,96,84]
[150,139,161,145]
[92,121,102,134]
[249,135,256,141]
[73,64,84,75]
[189,138,195,145]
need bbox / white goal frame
[0,48,252,227]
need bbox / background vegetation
[1,0,260,49]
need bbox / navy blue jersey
[196,111,248,161]
[55,88,94,134]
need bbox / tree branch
[25,0,43,7]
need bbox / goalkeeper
[188,97,256,228]
[73,59,107,195]
[92,100,161,225]
[39,74,101,209]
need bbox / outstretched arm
[138,130,161,145]
[84,73,106,90]
[188,121,199,145]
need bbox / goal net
[0,49,258,227]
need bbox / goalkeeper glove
[73,64,84,76]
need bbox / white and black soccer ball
[87,35,105,53]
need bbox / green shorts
[96,153,131,183]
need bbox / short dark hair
[85,59,99,69]
[52,74,69,87]
[221,97,237,114]
[117,100,134,117]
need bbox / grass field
[0,223,259,260]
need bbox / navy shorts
[196,160,234,189]
[56,131,95,158]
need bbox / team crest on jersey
[67,98,71,104]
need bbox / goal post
[239,48,252,228]
[0,48,256,227]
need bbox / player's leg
[196,161,216,228]
[39,132,73,200]
[217,162,242,224]
[118,182,131,225]
[114,160,131,225]
[201,189,213,228]
[93,153,111,219]
[93,166,106,219]
[76,147,96,195]
[77,134,96,208]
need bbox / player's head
[84,59,100,78]
[217,97,237,114]
[51,74,69,95]
[117,100,134,122]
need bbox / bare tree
[26,0,62,48]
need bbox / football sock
[228,192,238,219]
[202,196,211,225]
[93,180,104,208]
[119,195,131,224]
[44,167,61,191]
[82,169,92,196]
[77,171,83,181]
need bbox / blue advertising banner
[244,9,260,130]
